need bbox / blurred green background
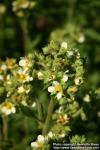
[0,0,100,150]
[0,0,100,87]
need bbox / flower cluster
[12,0,36,17]
[0,55,34,115]
[0,41,87,150]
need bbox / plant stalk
[19,19,31,55]
[42,98,55,135]
[2,116,8,141]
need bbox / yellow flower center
[68,86,78,94]
[7,59,15,68]
[58,115,68,125]
[54,85,63,93]
[18,74,26,81]
[59,116,66,124]
[4,102,13,109]
[38,142,44,148]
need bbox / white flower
[0,4,6,15]
[18,86,25,93]
[74,77,83,85]
[83,94,90,102]
[59,133,66,138]
[37,72,43,80]
[18,85,31,94]
[0,64,7,71]
[48,131,54,138]
[48,81,63,100]
[31,142,38,148]
[31,135,45,148]
[12,0,29,11]
[17,69,33,83]
[67,51,73,57]
[20,1,29,9]
[19,57,32,67]
[57,114,69,125]
[97,111,100,117]
[1,102,16,115]
[61,42,68,49]
[6,74,11,80]
[77,33,85,43]
[62,75,68,82]
[37,135,45,143]
[29,1,36,8]
[21,101,27,106]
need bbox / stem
[67,0,76,32]
[19,19,31,55]
[0,125,2,140]
[36,99,44,125]
[72,108,82,118]
[42,98,55,135]
[37,100,43,120]
[2,116,8,141]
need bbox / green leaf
[85,29,100,41]
[20,104,35,117]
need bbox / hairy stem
[19,19,31,55]
[42,98,55,135]
[2,116,8,141]
[67,0,76,32]
[36,99,44,125]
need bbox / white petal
[31,142,38,148]
[26,76,33,82]
[63,114,68,120]
[83,94,90,102]
[48,131,53,138]
[38,72,43,77]
[61,42,68,49]
[19,59,26,67]
[62,75,68,82]
[1,107,11,115]
[0,75,4,80]
[59,133,65,138]
[97,111,100,117]
[21,2,29,8]
[32,102,36,107]
[29,77,33,81]
[1,64,7,70]
[77,34,85,43]
[67,51,73,57]
[18,86,25,93]
[21,101,27,106]
[1,107,7,113]
[48,86,55,93]
[37,135,45,143]
[11,107,16,113]
[56,93,62,100]
[5,110,11,115]
[53,81,59,85]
